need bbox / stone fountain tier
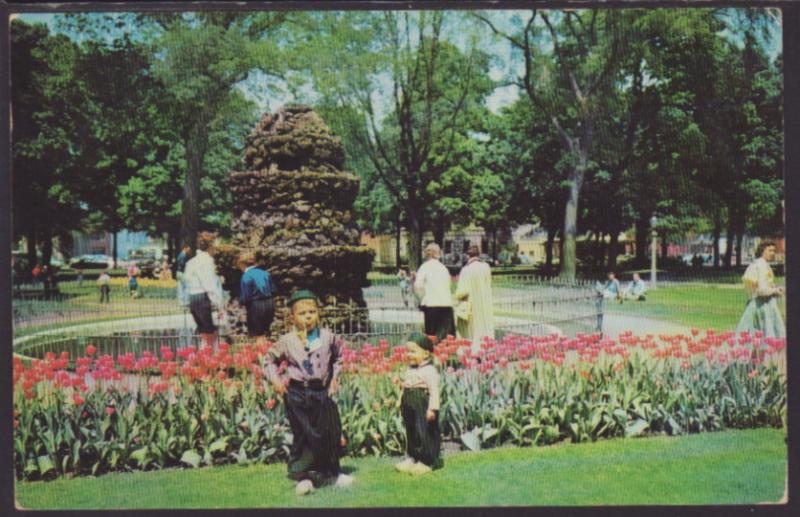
[229,169,360,212]
[242,105,345,172]
[215,243,373,297]
[223,104,374,337]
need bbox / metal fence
[14,277,602,359]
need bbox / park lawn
[15,427,786,509]
[605,282,786,331]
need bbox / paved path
[601,313,691,339]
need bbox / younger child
[396,331,442,475]
[264,289,353,495]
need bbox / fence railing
[14,277,602,359]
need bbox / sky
[14,9,783,117]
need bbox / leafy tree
[301,11,494,269]
[11,20,89,268]
[131,12,289,246]
[476,9,632,280]
[71,36,179,265]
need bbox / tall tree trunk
[594,231,604,268]
[635,216,648,265]
[112,230,118,269]
[166,232,174,263]
[561,162,585,281]
[432,214,446,249]
[713,220,721,269]
[26,228,37,272]
[181,127,208,247]
[723,214,734,268]
[395,214,402,268]
[492,231,499,261]
[607,229,619,270]
[660,235,668,261]
[41,226,53,267]
[406,213,424,271]
[545,226,557,274]
[735,230,744,267]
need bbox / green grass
[15,428,786,509]
[605,282,786,331]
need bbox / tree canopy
[11,8,783,275]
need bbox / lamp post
[650,215,658,289]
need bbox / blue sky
[14,9,783,117]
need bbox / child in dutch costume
[264,289,353,495]
[395,332,443,475]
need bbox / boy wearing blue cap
[264,289,353,495]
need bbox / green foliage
[13,349,785,481]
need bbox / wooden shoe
[395,458,416,473]
[295,479,314,496]
[335,473,354,487]
[409,462,432,476]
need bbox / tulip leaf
[180,449,202,468]
[130,446,149,467]
[37,455,55,475]
[460,429,481,451]
[209,437,229,454]
[625,419,649,437]
[25,459,38,475]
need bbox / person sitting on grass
[264,289,354,496]
[622,273,647,301]
[600,272,622,302]
[395,331,442,475]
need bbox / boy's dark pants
[284,380,343,484]
[246,298,274,337]
[401,388,442,469]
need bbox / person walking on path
[184,232,224,351]
[455,245,494,351]
[264,289,354,495]
[97,270,111,303]
[238,251,278,341]
[397,269,412,307]
[736,240,785,338]
[413,243,455,343]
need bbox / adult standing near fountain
[455,245,494,351]
[413,243,455,342]
[736,240,785,338]
[184,232,224,350]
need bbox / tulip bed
[13,329,786,482]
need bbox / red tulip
[86,344,97,356]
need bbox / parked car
[69,254,114,269]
